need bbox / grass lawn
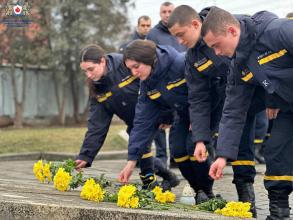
[0,124,128,154]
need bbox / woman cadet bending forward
[119,40,215,204]
[76,44,179,190]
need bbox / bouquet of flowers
[116,185,176,209]
[32,159,252,218]
[215,201,253,218]
[33,159,84,191]
[33,160,52,183]
[80,178,105,202]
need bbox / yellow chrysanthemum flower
[42,163,52,183]
[129,196,139,208]
[152,186,163,195]
[215,201,253,218]
[117,194,129,207]
[164,191,176,203]
[33,160,45,182]
[117,185,140,208]
[80,178,105,202]
[33,160,52,183]
[53,167,72,192]
[152,187,175,204]
[155,192,167,204]
[118,185,136,198]
[33,160,43,174]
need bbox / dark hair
[167,5,201,28]
[137,15,151,25]
[286,12,293,18]
[123,40,157,66]
[201,7,240,37]
[80,44,106,97]
[80,44,105,64]
[161,1,173,7]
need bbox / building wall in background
[0,66,88,118]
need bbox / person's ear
[100,57,106,65]
[191,19,200,29]
[227,26,237,36]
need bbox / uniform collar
[234,17,257,64]
[156,20,170,34]
[145,46,175,86]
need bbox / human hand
[75,159,87,171]
[266,108,279,120]
[194,142,207,162]
[118,160,136,183]
[209,157,227,180]
[159,124,171,130]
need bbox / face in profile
[169,20,201,48]
[124,59,152,81]
[203,27,239,57]
[80,58,106,81]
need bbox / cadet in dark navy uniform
[118,15,172,170]
[76,44,179,190]
[147,2,187,167]
[167,5,257,216]
[118,39,214,204]
[202,7,293,219]
[254,110,268,164]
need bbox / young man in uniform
[202,7,293,219]
[167,5,259,217]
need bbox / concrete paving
[0,156,292,220]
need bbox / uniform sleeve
[146,30,159,44]
[185,57,212,144]
[128,84,160,161]
[216,73,255,160]
[279,20,293,55]
[77,97,113,166]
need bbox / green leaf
[195,198,227,212]
[104,192,118,203]
[70,171,83,189]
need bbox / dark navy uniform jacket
[78,53,139,166]
[128,45,187,161]
[147,21,187,52]
[217,11,293,160]
[185,39,229,144]
[119,31,145,53]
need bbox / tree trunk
[81,98,89,123]
[11,62,26,128]
[52,72,67,125]
[68,62,79,123]
[58,86,67,125]
[14,102,23,128]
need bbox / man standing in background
[147,2,187,168]
[119,15,152,53]
[147,1,186,52]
